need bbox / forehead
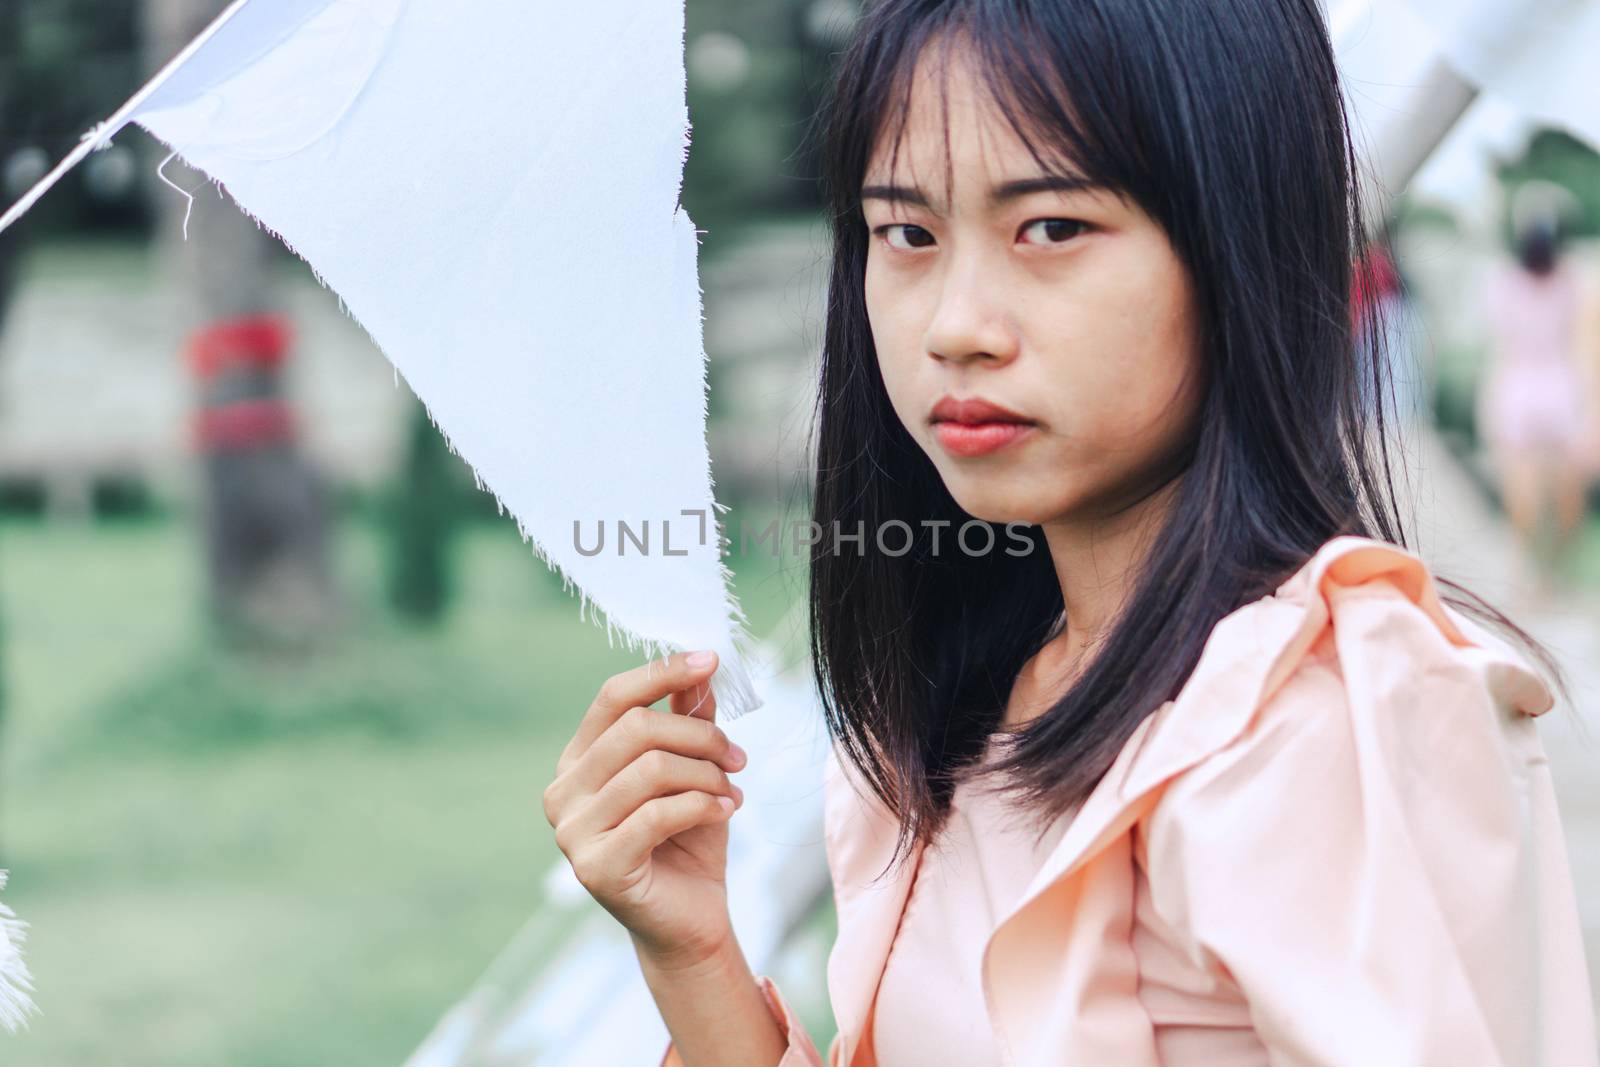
[862,36,1065,198]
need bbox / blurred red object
[1351,245,1400,326]
[187,312,294,380]
[186,312,297,451]
[194,400,295,451]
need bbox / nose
[924,253,1020,367]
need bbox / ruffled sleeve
[1140,569,1597,1066]
[656,972,828,1067]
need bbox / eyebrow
[859,174,1105,211]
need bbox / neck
[1017,479,1179,707]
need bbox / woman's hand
[542,650,748,973]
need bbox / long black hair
[803,0,1566,879]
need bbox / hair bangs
[829,4,1151,227]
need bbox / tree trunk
[143,0,342,652]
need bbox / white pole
[0,0,254,237]
[1330,0,1481,232]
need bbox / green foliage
[2,0,150,234]
[1575,514,1600,586]
[381,402,470,624]
[1429,342,1485,447]
[1389,195,1462,236]
[679,0,846,235]
[1496,127,1600,241]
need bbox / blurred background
[0,1,1596,1064]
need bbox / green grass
[0,506,806,1065]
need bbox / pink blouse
[658,535,1598,1067]
[871,733,1076,1066]
[867,726,1304,1065]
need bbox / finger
[549,703,743,818]
[670,675,717,722]
[566,750,740,840]
[601,790,735,873]
[568,650,719,763]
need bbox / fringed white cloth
[0,0,765,719]
[0,871,35,1032]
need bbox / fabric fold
[1140,560,1591,1064]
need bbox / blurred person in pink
[538,2,1598,1065]
[1477,220,1595,587]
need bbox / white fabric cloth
[1,0,762,717]
[0,870,33,1031]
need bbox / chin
[940,459,1107,528]
[943,482,1062,527]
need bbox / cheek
[865,265,928,423]
[864,261,891,360]
[1050,247,1201,445]
[864,255,918,353]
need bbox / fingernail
[687,650,716,669]
[728,742,748,767]
[717,795,735,812]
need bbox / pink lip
[929,395,1033,425]
[929,394,1037,457]
[934,421,1035,457]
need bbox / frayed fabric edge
[132,138,771,724]
[0,871,36,1033]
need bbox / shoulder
[1132,540,1594,1062]
[1263,534,1552,738]
[1141,534,1555,846]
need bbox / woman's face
[862,44,1203,527]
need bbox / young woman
[542,2,1597,1064]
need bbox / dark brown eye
[877,223,936,250]
[1020,218,1087,245]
